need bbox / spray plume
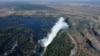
[38,17,69,47]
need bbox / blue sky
[0,0,99,1]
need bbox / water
[0,15,57,41]
[0,15,57,56]
[34,17,69,56]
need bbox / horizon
[0,0,100,2]
[0,0,100,4]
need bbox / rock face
[0,2,100,56]
[94,29,100,37]
[64,15,100,56]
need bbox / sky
[0,0,100,3]
[0,0,99,1]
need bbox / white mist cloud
[38,17,69,47]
